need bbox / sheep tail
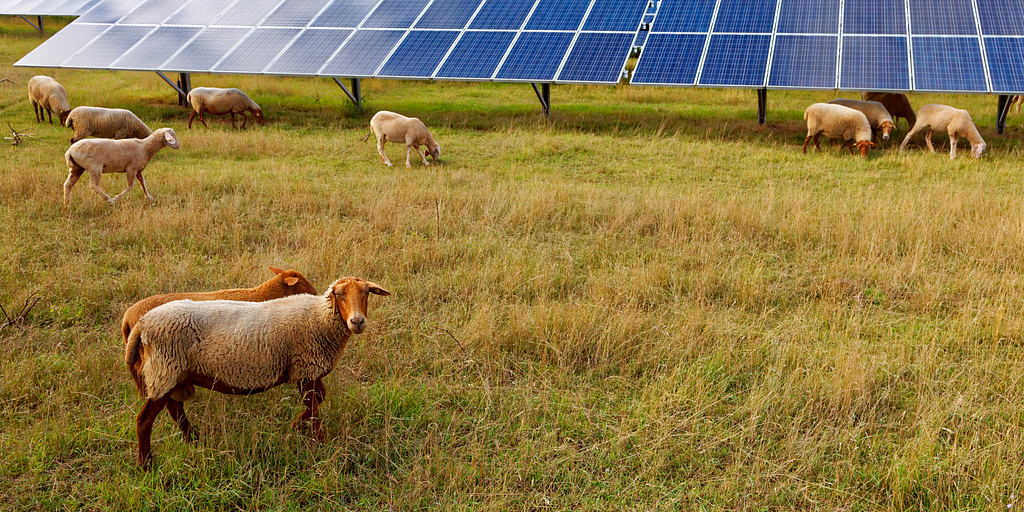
[125,327,147,396]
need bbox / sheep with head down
[27,75,71,126]
[899,104,986,159]
[125,276,390,466]
[186,87,264,129]
[369,110,441,167]
[803,103,875,157]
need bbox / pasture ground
[3,16,1024,511]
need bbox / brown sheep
[862,92,916,130]
[120,266,317,345]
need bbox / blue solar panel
[214,28,301,73]
[362,0,430,29]
[16,23,108,67]
[582,0,648,32]
[840,35,910,89]
[111,26,203,70]
[73,0,135,23]
[712,0,776,34]
[320,29,404,76]
[469,0,534,30]
[986,37,1024,92]
[415,0,482,29]
[911,37,987,91]
[629,33,705,85]
[649,0,716,33]
[213,0,283,27]
[768,35,836,88]
[377,30,459,78]
[310,0,379,28]
[493,31,574,81]
[977,0,1024,36]
[262,0,334,27]
[699,34,770,86]
[776,0,838,34]
[65,24,154,68]
[844,0,906,35]
[165,1,231,26]
[909,0,976,35]
[265,28,353,74]
[436,30,515,79]
[117,0,182,25]
[558,32,634,83]
[526,0,589,31]
[162,27,252,72]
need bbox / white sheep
[828,98,897,143]
[803,103,875,157]
[63,127,180,206]
[27,75,71,126]
[65,106,153,144]
[124,276,391,465]
[898,104,986,159]
[369,110,441,167]
[186,87,265,129]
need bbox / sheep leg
[925,129,936,153]
[188,110,198,129]
[111,169,139,204]
[414,145,430,167]
[87,168,116,205]
[136,171,154,201]
[293,379,327,441]
[949,133,958,159]
[198,110,210,129]
[238,111,247,129]
[230,112,237,129]
[813,134,821,151]
[136,396,170,466]
[802,135,811,153]
[377,136,393,167]
[46,108,53,125]
[166,398,197,443]
[899,124,926,152]
[32,101,40,123]
[62,168,84,206]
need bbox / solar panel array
[14,0,649,85]
[631,0,1024,94]
[0,0,101,16]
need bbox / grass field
[4,16,1024,511]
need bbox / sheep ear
[366,282,391,296]
[269,266,284,275]
[284,277,299,286]
[164,130,177,145]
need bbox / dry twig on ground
[1,292,41,330]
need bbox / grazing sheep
[65,106,153,144]
[186,87,265,129]
[828,98,897,143]
[803,103,875,157]
[369,110,441,167]
[27,75,71,126]
[862,92,916,130]
[898,104,986,159]
[63,127,179,206]
[125,276,391,466]
[120,266,317,345]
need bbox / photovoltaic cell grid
[14,0,648,85]
[632,0,1024,93]
[0,0,101,16]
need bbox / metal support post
[532,83,551,117]
[997,94,1010,135]
[19,15,43,33]
[757,88,768,125]
[154,71,189,103]
[333,78,362,110]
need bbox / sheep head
[856,140,874,157]
[156,128,180,149]
[329,277,391,334]
[58,110,71,127]
[428,142,441,162]
[880,120,895,140]
[971,142,986,159]
[268,266,317,295]
[253,109,266,126]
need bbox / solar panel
[977,0,1024,36]
[911,37,987,92]
[839,36,910,90]
[986,37,1024,92]
[0,0,98,16]
[630,33,705,86]
[16,23,108,67]
[768,35,837,89]
[699,34,771,87]
[909,0,976,35]
[16,0,647,87]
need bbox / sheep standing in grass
[828,98,897,143]
[120,266,317,345]
[27,75,71,126]
[63,127,179,206]
[862,92,916,130]
[186,87,264,129]
[65,106,153,143]
[125,276,390,466]
[369,110,441,167]
[803,103,875,157]
[898,104,986,159]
